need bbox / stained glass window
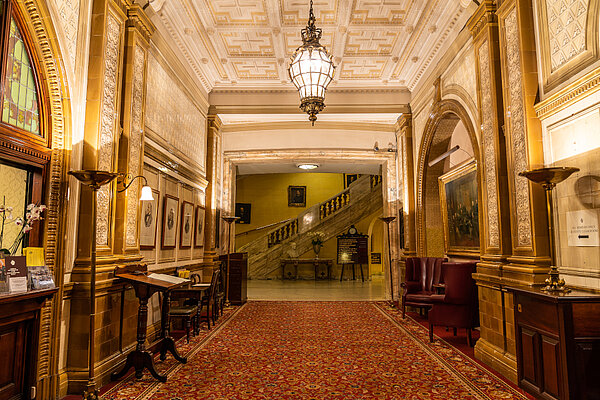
[1,18,40,136]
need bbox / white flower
[0,205,4,212]
[23,225,32,233]
[14,217,23,226]
[27,204,35,211]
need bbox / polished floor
[247,275,386,301]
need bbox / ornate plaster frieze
[126,44,145,247]
[442,45,477,111]
[145,52,207,173]
[505,9,533,247]
[478,40,500,248]
[97,13,122,246]
[545,0,588,71]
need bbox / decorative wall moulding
[535,0,600,94]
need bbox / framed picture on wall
[161,194,179,249]
[140,189,160,248]
[439,160,480,256]
[180,201,194,248]
[235,203,251,224]
[195,206,206,247]
[288,185,306,207]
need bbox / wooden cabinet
[508,286,600,400]
[220,253,247,305]
[0,289,57,400]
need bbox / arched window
[0,0,48,253]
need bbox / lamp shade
[288,1,335,125]
[140,185,154,201]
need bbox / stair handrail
[235,218,293,236]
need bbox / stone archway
[416,99,482,257]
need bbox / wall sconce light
[117,174,154,201]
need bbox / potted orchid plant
[0,199,46,255]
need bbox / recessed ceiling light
[297,163,319,170]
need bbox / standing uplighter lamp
[68,170,153,400]
[519,166,579,292]
[222,215,240,308]
[379,216,397,304]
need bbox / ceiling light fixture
[297,163,319,170]
[288,0,335,126]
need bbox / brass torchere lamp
[69,170,154,400]
[519,166,579,292]
[222,215,240,308]
[379,216,397,304]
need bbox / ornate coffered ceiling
[148,0,473,92]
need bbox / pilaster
[467,0,517,383]
[203,114,223,264]
[395,113,416,283]
[115,5,155,258]
[497,0,551,286]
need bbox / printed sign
[567,210,599,247]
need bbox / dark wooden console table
[507,286,600,400]
[111,266,187,383]
[0,288,57,400]
[280,258,333,280]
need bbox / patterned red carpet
[102,301,530,400]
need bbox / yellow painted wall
[299,207,384,279]
[235,173,345,248]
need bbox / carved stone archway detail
[415,98,481,256]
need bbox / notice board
[337,234,368,264]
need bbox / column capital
[127,4,156,44]
[467,0,498,40]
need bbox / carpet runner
[103,301,530,399]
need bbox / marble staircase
[239,175,383,279]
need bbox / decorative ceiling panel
[344,29,399,55]
[152,0,471,89]
[231,60,280,79]
[207,0,269,26]
[280,0,339,26]
[221,31,275,56]
[350,0,412,25]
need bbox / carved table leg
[159,290,187,364]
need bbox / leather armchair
[400,257,446,318]
[428,262,478,346]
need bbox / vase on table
[312,242,321,258]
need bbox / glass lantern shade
[140,185,154,201]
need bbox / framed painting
[195,206,206,247]
[439,160,480,256]
[180,201,194,248]
[288,185,306,207]
[161,194,179,249]
[140,189,160,249]
[235,203,251,224]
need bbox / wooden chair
[168,303,198,343]
[400,257,447,318]
[199,269,220,329]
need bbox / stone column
[203,114,223,264]
[395,112,417,285]
[467,0,516,382]
[115,5,155,259]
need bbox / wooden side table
[111,267,187,383]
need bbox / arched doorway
[416,99,482,258]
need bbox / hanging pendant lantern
[288,0,335,125]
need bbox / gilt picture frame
[288,185,306,207]
[180,201,194,248]
[439,160,480,256]
[195,206,206,247]
[140,189,160,249]
[161,194,179,249]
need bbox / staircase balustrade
[268,218,298,248]
[320,189,350,219]
[370,174,382,188]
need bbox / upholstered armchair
[428,262,478,346]
[400,257,447,318]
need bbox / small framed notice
[567,210,600,247]
[6,256,28,293]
